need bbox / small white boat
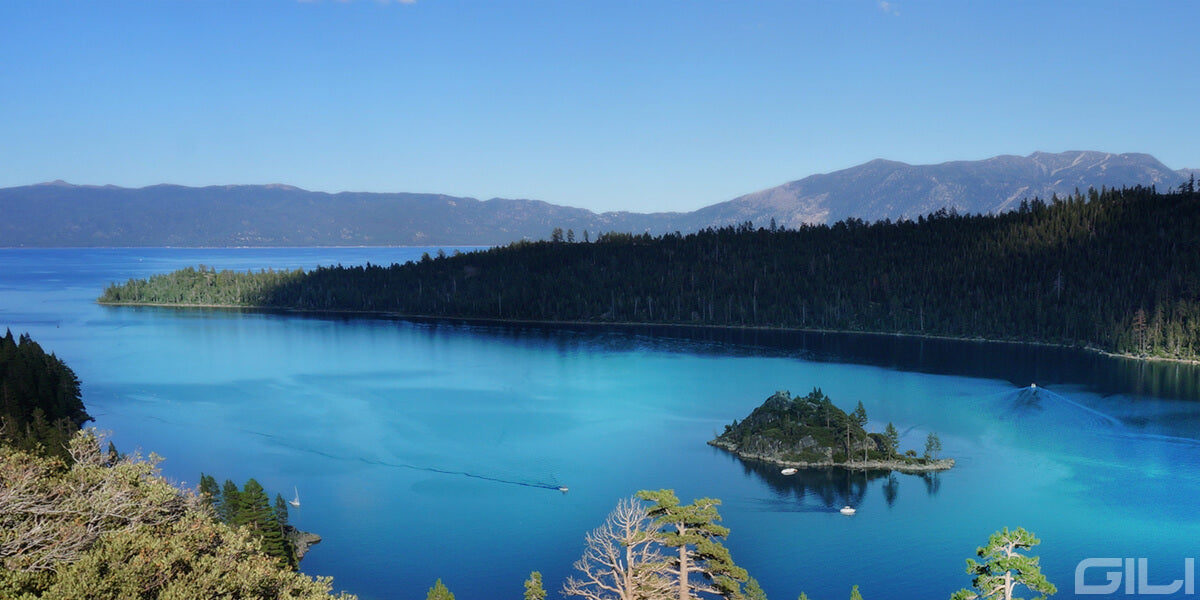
[288,486,301,508]
[839,506,856,516]
[558,486,569,493]
[780,468,798,475]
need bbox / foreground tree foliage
[639,490,748,600]
[951,527,1056,600]
[564,491,751,600]
[524,571,547,600]
[0,331,91,461]
[563,496,672,600]
[426,578,455,600]
[0,430,355,600]
[101,185,1200,360]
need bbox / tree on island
[925,432,943,460]
[883,423,900,460]
[950,527,1056,600]
[712,388,952,471]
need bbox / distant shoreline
[95,300,1200,366]
[707,440,955,474]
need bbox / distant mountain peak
[697,150,1191,229]
[2,150,1194,247]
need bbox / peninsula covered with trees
[0,331,355,599]
[710,389,951,473]
[101,185,1200,361]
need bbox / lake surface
[4,247,1200,600]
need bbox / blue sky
[2,0,1197,212]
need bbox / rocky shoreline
[284,525,322,562]
[708,439,955,474]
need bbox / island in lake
[709,388,953,473]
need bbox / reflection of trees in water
[725,453,944,511]
[882,474,899,507]
[735,458,887,510]
[922,472,941,496]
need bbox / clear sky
[2,0,1198,213]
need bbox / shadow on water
[284,314,1200,402]
[626,326,1200,402]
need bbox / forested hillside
[0,330,91,461]
[101,184,1200,360]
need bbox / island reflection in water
[715,451,943,513]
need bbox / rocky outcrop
[708,438,954,473]
[711,389,953,473]
[283,525,322,562]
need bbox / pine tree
[219,479,241,524]
[883,423,900,460]
[852,401,867,428]
[240,479,290,567]
[637,489,748,600]
[850,584,864,600]
[426,579,455,600]
[745,577,769,600]
[524,571,546,600]
[275,493,290,529]
[924,432,942,460]
[951,527,1056,600]
[198,473,220,511]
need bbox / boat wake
[239,429,566,492]
[1006,384,1200,448]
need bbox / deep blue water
[4,248,1200,600]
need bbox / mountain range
[1,151,1192,247]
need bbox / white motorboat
[839,506,856,516]
[781,468,798,475]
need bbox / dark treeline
[0,330,91,460]
[102,184,1200,360]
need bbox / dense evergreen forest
[0,330,91,460]
[101,184,1200,360]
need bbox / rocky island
[709,389,953,473]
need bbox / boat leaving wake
[1009,384,1200,448]
[239,429,566,492]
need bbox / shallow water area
[4,247,1200,600]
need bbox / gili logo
[1076,558,1196,595]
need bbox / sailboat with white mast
[288,486,301,508]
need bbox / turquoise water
[4,248,1200,600]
